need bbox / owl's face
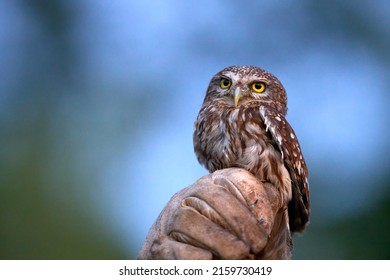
[204,66,287,115]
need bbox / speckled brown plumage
[193,66,310,233]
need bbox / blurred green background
[1,0,389,259]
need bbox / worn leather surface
[138,168,291,260]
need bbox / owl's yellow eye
[252,82,266,93]
[220,78,232,89]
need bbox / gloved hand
[138,168,291,260]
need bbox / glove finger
[169,206,250,259]
[212,173,274,236]
[149,238,213,260]
[189,185,268,254]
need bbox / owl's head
[205,66,287,115]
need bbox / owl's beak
[233,87,242,107]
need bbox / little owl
[193,66,310,234]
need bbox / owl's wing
[259,105,310,232]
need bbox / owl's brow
[219,74,232,80]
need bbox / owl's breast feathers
[194,103,309,232]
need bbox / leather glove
[138,168,291,260]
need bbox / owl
[193,66,309,233]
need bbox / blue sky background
[1,0,389,259]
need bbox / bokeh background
[1,0,389,259]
